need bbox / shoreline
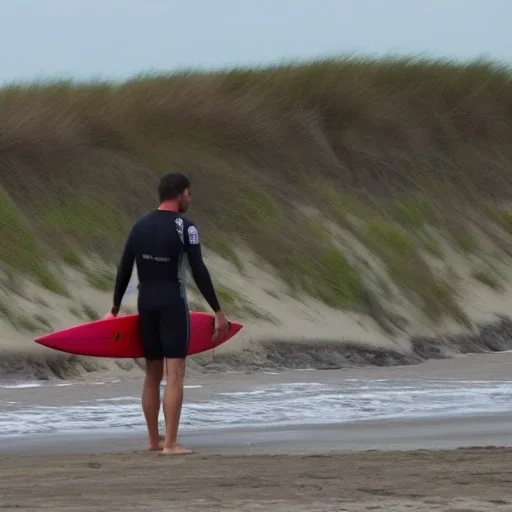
[2,353,512,510]
[3,351,512,441]
[2,410,512,457]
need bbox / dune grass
[2,56,512,328]
[0,190,67,296]
[85,266,116,292]
[471,265,505,292]
[191,283,278,323]
[0,300,52,332]
[81,303,100,321]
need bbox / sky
[1,0,510,84]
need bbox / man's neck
[158,200,179,212]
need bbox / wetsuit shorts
[138,298,189,360]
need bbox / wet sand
[2,410,512,456]
[2,352,512,511]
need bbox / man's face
[178,187,191,213]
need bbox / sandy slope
[3,244,512,373]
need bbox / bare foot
[160,444,194,456]
[148,436,165,451]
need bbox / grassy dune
[2,56,512,332]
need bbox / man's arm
[185,224,221,312]
[111,229,135,315]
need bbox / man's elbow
[191,263,209,282]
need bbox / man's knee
[145,359,164,383]
[165,358,186,386]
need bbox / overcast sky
[1,0,510,84]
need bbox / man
[107,172,229,455]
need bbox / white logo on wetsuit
[175,218,184,244]
[142,254,170,262]
[188,226,200,245]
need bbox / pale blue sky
[2,0,510,84]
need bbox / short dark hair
[158,172,190,202]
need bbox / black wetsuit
[112,210,220,360]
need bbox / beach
[4,43,512,512]
[1,447,512,511]
[1,352,512,511]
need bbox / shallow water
[1,377,512,438]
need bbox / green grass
[45,198,128,241]
[61,246,84,268]
[0,190,67,295]
[281,245,366,310]
[0,300,16,327]
[366,220,415,257]
[206,232,245,273]
[417,232,444,259]
[499,211,512,235]
[34,296,50,308]
[216,285,239,308]
[472,266,505,291]
[69,305,84,319]
[85,266,115,292]
[3,56,512,327]
[391,195,436,229]
[480,201,512,235]
[297,212,332,243]
[453,227,479,254]
[82,303,100,321]
[34,314,52,330]
[358,219,468,324]
[0,301,52,332]
[15,315,39,332]
[231,189,283,230]
[200,284,279,323]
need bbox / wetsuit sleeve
[184,223,221,313]
[112,228,135,313]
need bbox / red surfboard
[34,312,244,358]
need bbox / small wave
[0,381,73,389]
[1,379,512,438]
[0,382,42,389]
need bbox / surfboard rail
[34,312,244,358]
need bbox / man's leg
[161,357,192,454]
[142,358,164,450]
[160,299,192,455]
[139,309,165,451]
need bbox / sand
[2,352,512,511]
[3,246,512,511]
[1,447,512,511]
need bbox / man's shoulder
[179,215,201,245]
[130,211,201,243]
[131,211,155,229]
[178,214,198,228]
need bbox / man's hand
[103,307,119,320]
[213,310,229,343]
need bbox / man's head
[158,172,191,213]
